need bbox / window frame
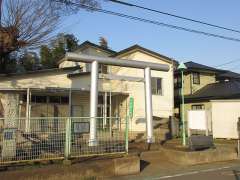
[191,104,205,110]
[99,64,108,74]
[151,77,163,96]
[192,72,200,84]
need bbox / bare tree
[1,0,59,51]
[0,0,101,73]
[0,0,60,72]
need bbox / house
[174,61,220,116]
[174,61,240,114]
[0,41,175,138]
[174,61,240,138]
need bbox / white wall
[0,72,71,89]
[211,100,240,139]
[113,51,174,131]
[0,72,93,91]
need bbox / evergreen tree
[40,33,80,69]
[65,34,79,52]
[99,37,108,49]
[40,45,54,68]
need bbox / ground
[109,158,240,180]
[0,139,239,180]
[1,155,240,180]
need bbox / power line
[108,0,240,34]
[214,59,240,67]
[56,1,240,42]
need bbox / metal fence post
[65,118,72,159]
[125,116,129,154]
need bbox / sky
[57,0,240,72]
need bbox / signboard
[188,110,207,130]
[2,128,16,159]
[73,122,90,133]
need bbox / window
[24,95,47,103]
[85,64,108,74]
[191,104,205,110]
[85,63,91,72]
[151,77,163,95]
[98,95,104,105]
[49,96,69,104]
[49,96,61,103]
[192,72,200,84]
[99,65,108,74]
[35,96,47,103]
[61,96,69,104]
[174,76,182,88]
[22,95,68,104]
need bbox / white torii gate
[65,53,170,146]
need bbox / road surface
[109,160,240,180]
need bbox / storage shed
[184,80,240,139]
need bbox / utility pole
[0,0,3,27]
[177,62,187,146]
[0,0,3,73]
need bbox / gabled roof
[113,44,177,65]
[78,41,116,54]
[0,66,81,78]
[57,41,116,65]
[185,80,240,102]
[184,61,220,72]
[216,70,240,79]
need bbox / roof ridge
[112,44,177,64]
[79,40,116,54]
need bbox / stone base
[62,159,72,166]
[114,155,140,176]
[160,145,237,165]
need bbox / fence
[0,117,127,165]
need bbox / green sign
[129,97,134,118]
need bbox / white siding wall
[71,93,90,117]
[211,100,240,139]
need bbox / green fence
[0,117,127,165]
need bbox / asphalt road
[109,160,240,180]
[153,166,240,180]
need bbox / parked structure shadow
[233,170,240,180]
[140,160,150,171]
